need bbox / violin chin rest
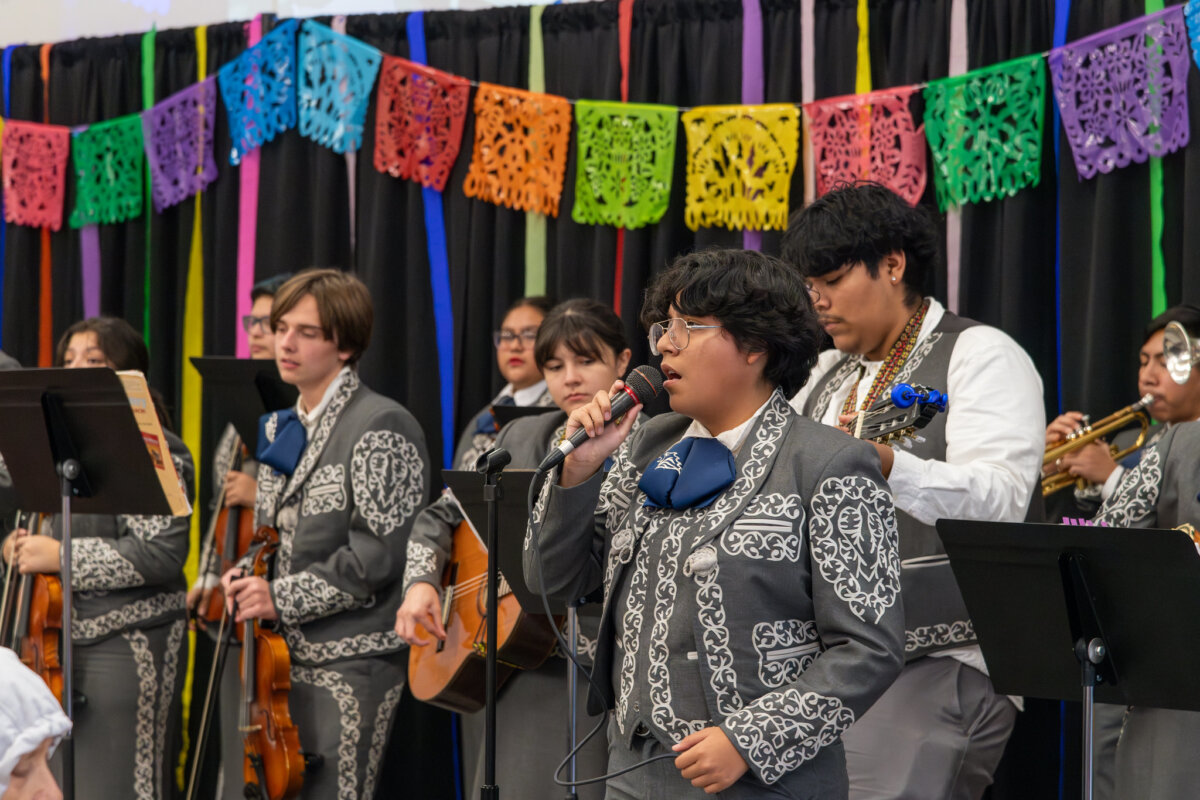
[302,752,324,773]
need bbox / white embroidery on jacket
[809,476,901,624]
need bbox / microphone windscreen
[624,366,664,404]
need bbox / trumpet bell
[1163,320,1200,385]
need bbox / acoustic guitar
[407,501,561,714]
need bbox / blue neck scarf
[639,437,736,510]
[257,409,308,476]
[474,394,516,435]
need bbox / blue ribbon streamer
[407,15,462,799]
[1051,8,1070,798]
[0,44,16,348]
[407,12,456,472]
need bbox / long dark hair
[55,317,175,432]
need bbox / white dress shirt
[791,299,1045,697]
[497,379,548,407]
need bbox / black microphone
[536,366,664,472]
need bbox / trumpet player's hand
[1046,411,1087,446]
[1060,442,1120,485]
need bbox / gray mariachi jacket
[454,388,556,471]
[55,432,195,644]
[405,409,603,662]
[255,370,430,667]
[1094,420,1200,529]
[524,391,905,786]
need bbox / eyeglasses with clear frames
[493,329,538,348]
[242,314,271,334]
[648,318,724,356]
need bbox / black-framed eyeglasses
[648,318,723,356]
[242,314,271,334]
[493,329,538,348]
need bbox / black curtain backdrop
[2,0,1196,796]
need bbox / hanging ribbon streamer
[80,226,100,318]
[525,5,548,296]
[142,28,155,346]
[38,43,52,367]
[613,0,634,315]
[800,0,816,207]
[328,17,365,257]
[1147,0,1168,318]
[408,11,456,471]
[178,30,209,783]
[235,16,264,359]
[945,0,967,315]
[0,45,16,346]
[741,0,764,251]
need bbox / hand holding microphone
[547,366,663,487]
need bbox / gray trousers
[53,619,188,800]
[1091,702,1126,800]
[604,717,849,800]
[1113,706,1200,800]
[462,657,608,800]
[214,639,244,800]
[842,656,1017,800]
[288,651,407,800]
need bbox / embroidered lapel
[809,355,861,421]
[280,370,361,509]
[687,390,795,555]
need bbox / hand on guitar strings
[394,582,446,646]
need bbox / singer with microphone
[397,298,633,799]
[524,249,905,798]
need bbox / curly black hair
[639,249,823,397]
[782,180,940,305]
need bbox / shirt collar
[680,394,774,456]
[853,297,945,368]
[499,379,548,407]
[296,366,351,434]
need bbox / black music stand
[0,368,182,800]
[190,356,298,449]
[492,404,558,429]
[443,468,545,613]
[936,520,1200,800]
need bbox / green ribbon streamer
[1148,0,1167,316]
[524,5,547,297]
[141,28,155,345]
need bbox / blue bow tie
[639,437,736,510]
[257,409,308,476]
[474,394,516,435]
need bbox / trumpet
[1042,394,1154,496]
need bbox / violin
[0,511,64,706]
[193,435,257,626]
[239,526,303,800]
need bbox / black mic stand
[476,446,512,800]
[563,596,585,800]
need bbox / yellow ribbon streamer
[177,24,208,790]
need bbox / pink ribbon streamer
[235,15,263,358]
[741,0,764,250]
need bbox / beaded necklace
[840,297,931,415]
